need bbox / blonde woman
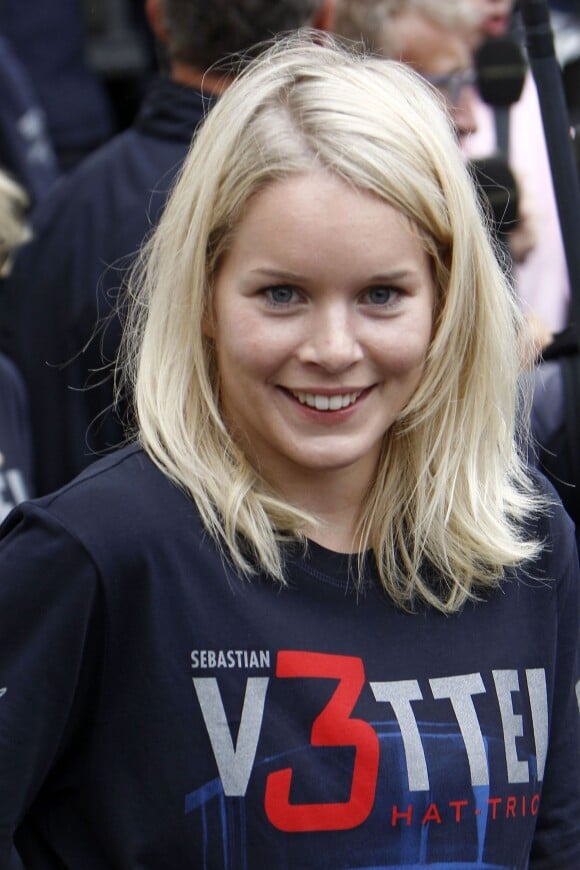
[0,35,577,868]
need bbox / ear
[312,0,338,32]
[145,0,170,45]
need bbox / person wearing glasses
[465,0,571,341]
[334,0,480,140]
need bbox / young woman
[0,35,577,868]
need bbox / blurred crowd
[0,0,579,529]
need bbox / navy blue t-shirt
[0,446,577,868]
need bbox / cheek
[373,323,433,376]
[215,323,288,381]
[216,303,300,374]
[217,336,260,377]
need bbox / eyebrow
[249,268,418,283]
[250,268,307,282]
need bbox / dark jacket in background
[0,35,60,204]
[0,352,33,516]
[0,77,212,495]
[0,0,114,169]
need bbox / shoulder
[520,467,578,594]
[22,444,202,569]
[40,443,186,517]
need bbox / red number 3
[264,651,379,831]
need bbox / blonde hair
[0,170,31,276]
[121,33,543,613]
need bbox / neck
[306,511,364,554]
[276,465,375,554]
[170,62,234,95]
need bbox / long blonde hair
[121,33,543,613]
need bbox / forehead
[386,11,473,77]
[232,171,406,236]
[220,171,431,275]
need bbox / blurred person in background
[82,0,160,133]
[471,0,514,39]
[0,0,115,171]
[0,0,336,497]
[0,169,34,518]
[334,0,480,141]
[333,0,536,275]
[0,173,33,870]
[464,0,572,344]
[0,36,60,206]
[466,0,580,539]
[548,0,580,126]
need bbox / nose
[298,302,364,373]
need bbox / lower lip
[280,387,373,423]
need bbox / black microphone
[520,0,580,329]
[475,35,528,156]
[475,35,528,106]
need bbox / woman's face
[209,171,435,497]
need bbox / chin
[291,452,371,474]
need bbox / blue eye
[265,285,297,305]
[366,286,395,305]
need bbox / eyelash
[262,286,301,307]
[363,286,400,307]
[260,284,403,309]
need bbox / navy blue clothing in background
[0,352,32,520]
[0,36,60,205]
[0,77,212,495]
[0,0,114,170]
[0,446,578,868]
[550,1,578,12]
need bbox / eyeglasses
[423,69,477,106]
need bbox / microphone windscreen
[475,36,527,107]
[468,155,520,233]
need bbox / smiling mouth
[288,389,364,411]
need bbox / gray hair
[334,0,479,55]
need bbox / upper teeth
[292,391,361,411]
